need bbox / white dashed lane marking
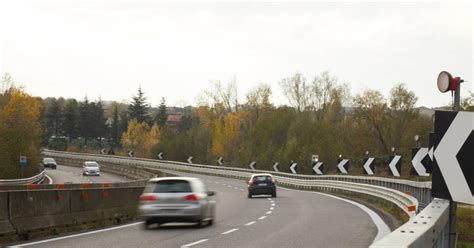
[221,228,239,235]
[201,179,277,244]
[181,239,209,248]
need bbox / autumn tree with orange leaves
[0,85,43,178]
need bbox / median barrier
[0,186,144,242]
[0,192,14,243]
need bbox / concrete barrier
[0,154,176,244]
[0,192,14,242]
[1,186,145,243]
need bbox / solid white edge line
[45,174,53,184]
[10,222,144,247]
[278,186,391,243]
[221,228,239,235]
[258,216,266,220]
[181,239,209,248]
[245,221,256,226]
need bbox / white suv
[82,161,100,176]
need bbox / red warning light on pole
[437,71,463,93]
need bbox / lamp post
[414,134,420,148]
[390,147,396,155]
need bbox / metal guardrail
[371,198,450,248]
[44,150,419,216]
[0,170,46,185]
[42,150,451,247]
[42,150,432,205]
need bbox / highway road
[44,165,128,184]
[14,169,390,248]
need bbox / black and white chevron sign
[272,162,279,172]
[217,157,224,166]
[336,159,349,174]
[312,162,323,175]
[388,155,402,177]
[290,162,297,174]
[100,148,106,155]
[187,156,193,164]
[127,150,134,157]
[426,132,435,173]
[432,111,473,205]
[249,161,256,170]
[410,148,430,176]
[157,152,163,160]
[362,157,375,175]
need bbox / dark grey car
[138,177,216,229]
[247,173,277,198]
[42,158,57,169]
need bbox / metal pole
[448,80,461,248]
[448,202,457,248]
[454,79,461,111]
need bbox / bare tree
[353,89,390,153]
[388,83,418,147]
[245,83,272,126]
[205,76,239,116]
[279,72,310,112]
[309,71,338,119]
[1,73,15,94]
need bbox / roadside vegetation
[1,71,473,179]
[0,74,43,178]
[3,71,472,177]
[457,206,474,247]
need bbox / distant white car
[82,161,100,176]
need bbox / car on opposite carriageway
[42,158,57,169]
[82,161,101,176]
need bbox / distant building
[166,113,182,128]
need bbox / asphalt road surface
[45,165,128,184]
[14,170,387,248]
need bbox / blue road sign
[19,156,27,168]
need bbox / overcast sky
[0,1,472,108]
